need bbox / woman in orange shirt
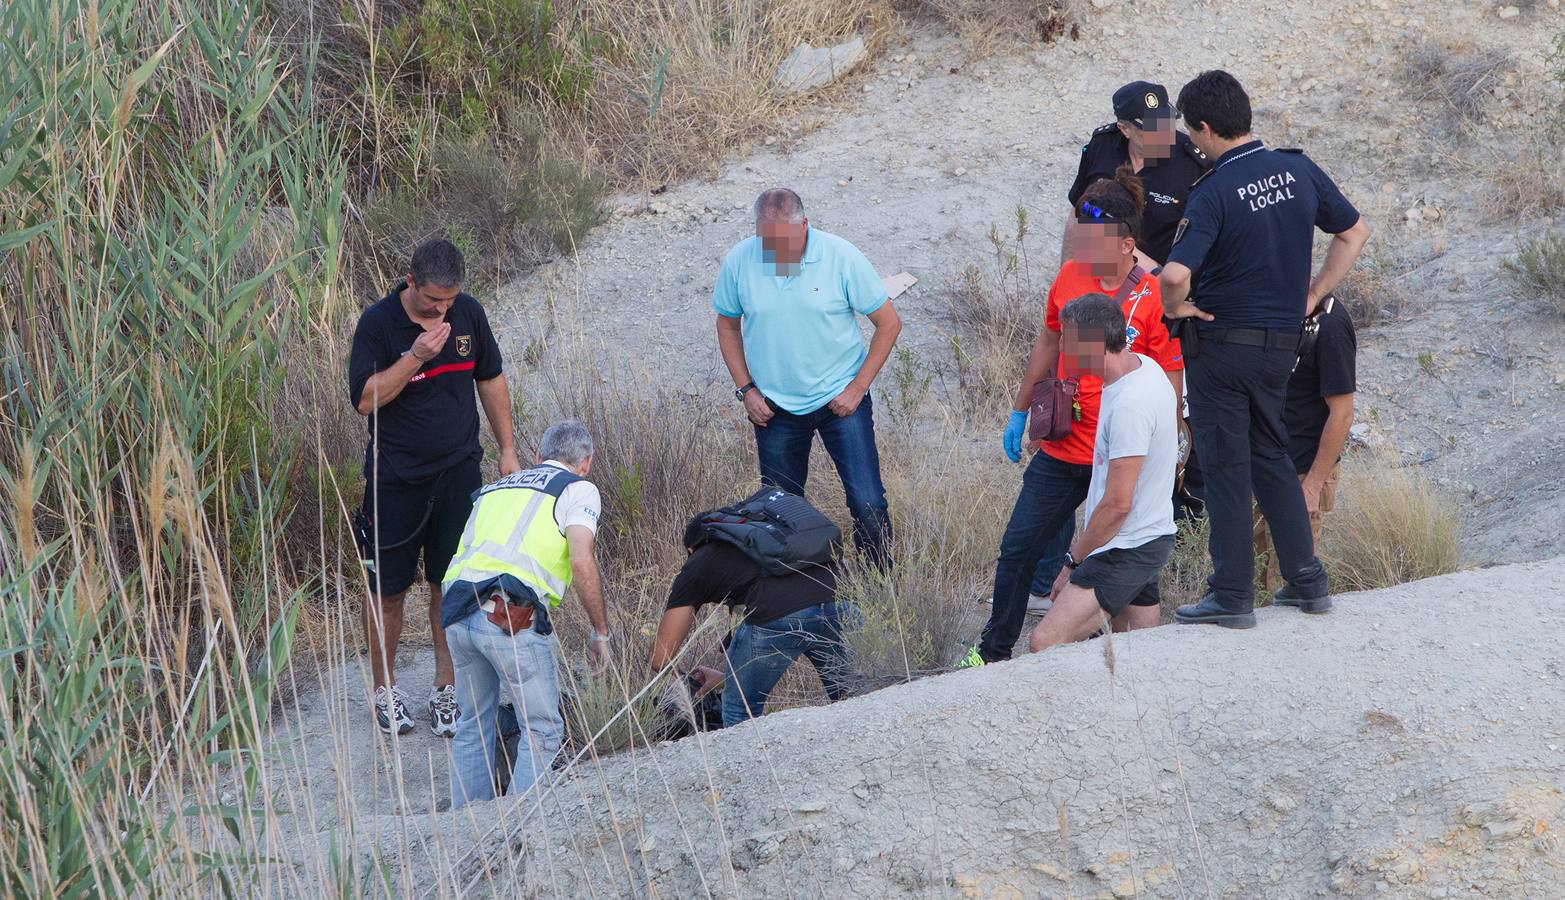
[960,168,1184,667]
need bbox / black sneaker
[1174,595,1257,629]
[373,685,413,735]
[429,684,460,738]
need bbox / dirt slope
[496,0,1565,566]
[286,559,1565,897]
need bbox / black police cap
[1112,81,1175,128]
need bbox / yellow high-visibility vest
[442,465,582,607]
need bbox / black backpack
[683,488,842,576]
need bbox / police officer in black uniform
[1066,81,1210,267]
[1159,71,1370,628]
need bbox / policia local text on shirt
[1158,71,1371,629]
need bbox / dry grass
[901,0,1078,46]
[1501,230,1565,317]
[1332,239,1413,329]
[943,206,1045,415]
[1320,452,1464,593]
[1400,40,1512,127]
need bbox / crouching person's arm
[650,607,724,698]
[567,524,610,669]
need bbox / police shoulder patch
[1172,217,1190,247]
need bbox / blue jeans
[1029,519,1075,597]
[979,451,1092,662]
[446,608,563,809]
[721,601,857,727]
[754,394,892,567]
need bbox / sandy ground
[264,558,1565,897]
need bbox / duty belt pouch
[351,504,374,559]
[1027,377,1079,442]
[1177,317,1201,360]
[486,595,536,635]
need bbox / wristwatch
[734,382,757,402]
[1064,551,1081,569]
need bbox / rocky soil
[269,560,1565,897]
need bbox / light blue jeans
[446,607,563,809]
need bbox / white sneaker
[373,685,413,735]
[981,595,1054,615]
[429,684,460,738]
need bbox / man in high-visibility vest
[439,420,610,808]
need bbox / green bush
[1501,231,1565,317]
[364,120,603,281]
[378,0,607,112]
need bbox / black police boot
[1174,594,1257,629]
[1274,561,1332,614]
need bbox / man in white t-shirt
[1029,294,1178,653]
[439,420,609,808]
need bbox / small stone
[836,179,849,187]
[764,135,777,146]
[1405,207,1423,222]
[796,800,827,813]
[953,166,967,177]
[1497,5,1520,18]
[1483,819,1526,840]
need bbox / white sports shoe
[1027,593,1053,615]
[373,685,413,735]
[429,684,460,738]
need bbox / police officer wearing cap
[1065,81,1210,268]
[1159,70,1370,628]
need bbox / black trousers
[1186,331,1325,609]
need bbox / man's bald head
[753,188,805,224]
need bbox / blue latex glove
[1003,410,1028,463]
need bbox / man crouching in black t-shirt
[648,529,858,728]
[1253,295,1356,593]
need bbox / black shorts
[359,457,482,598]
[1068,534,1176,617]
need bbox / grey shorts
[1069,534,1176,617]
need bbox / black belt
[1205,327,1299,350]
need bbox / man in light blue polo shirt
[714,188,903,567]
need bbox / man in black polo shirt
[1254,296,1356,591]
[1160,71,1370,628]
[647,509,856,727]
[1066,80,1210,268]
[348,239,519,735]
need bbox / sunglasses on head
[1078,201,1127,225]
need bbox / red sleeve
[1139,279,1184,371]
[1044,267,1066,333]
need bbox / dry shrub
[1483,144,1565,223]
[1158,517,1211,621]
[1320,453,1463,593]
[553,0,895,187]
[899,0,1078,46]
[1332,241,1412,329]
[1400,40,1512,126]
[1501,230,1565,317]
[944,206,1046,415]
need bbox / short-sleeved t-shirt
[665,542,836,626]
[1284,299,1356,473]
[1040,262,1183,466]
[712,228,888,415]
[1068,126,1211,264]
[1167,141,1360,330]
[348,286,503,485]
[1085,355,1178,555]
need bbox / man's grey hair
[1059,293,1128,352]
[753,187,804,223]
[540,420,594,466]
